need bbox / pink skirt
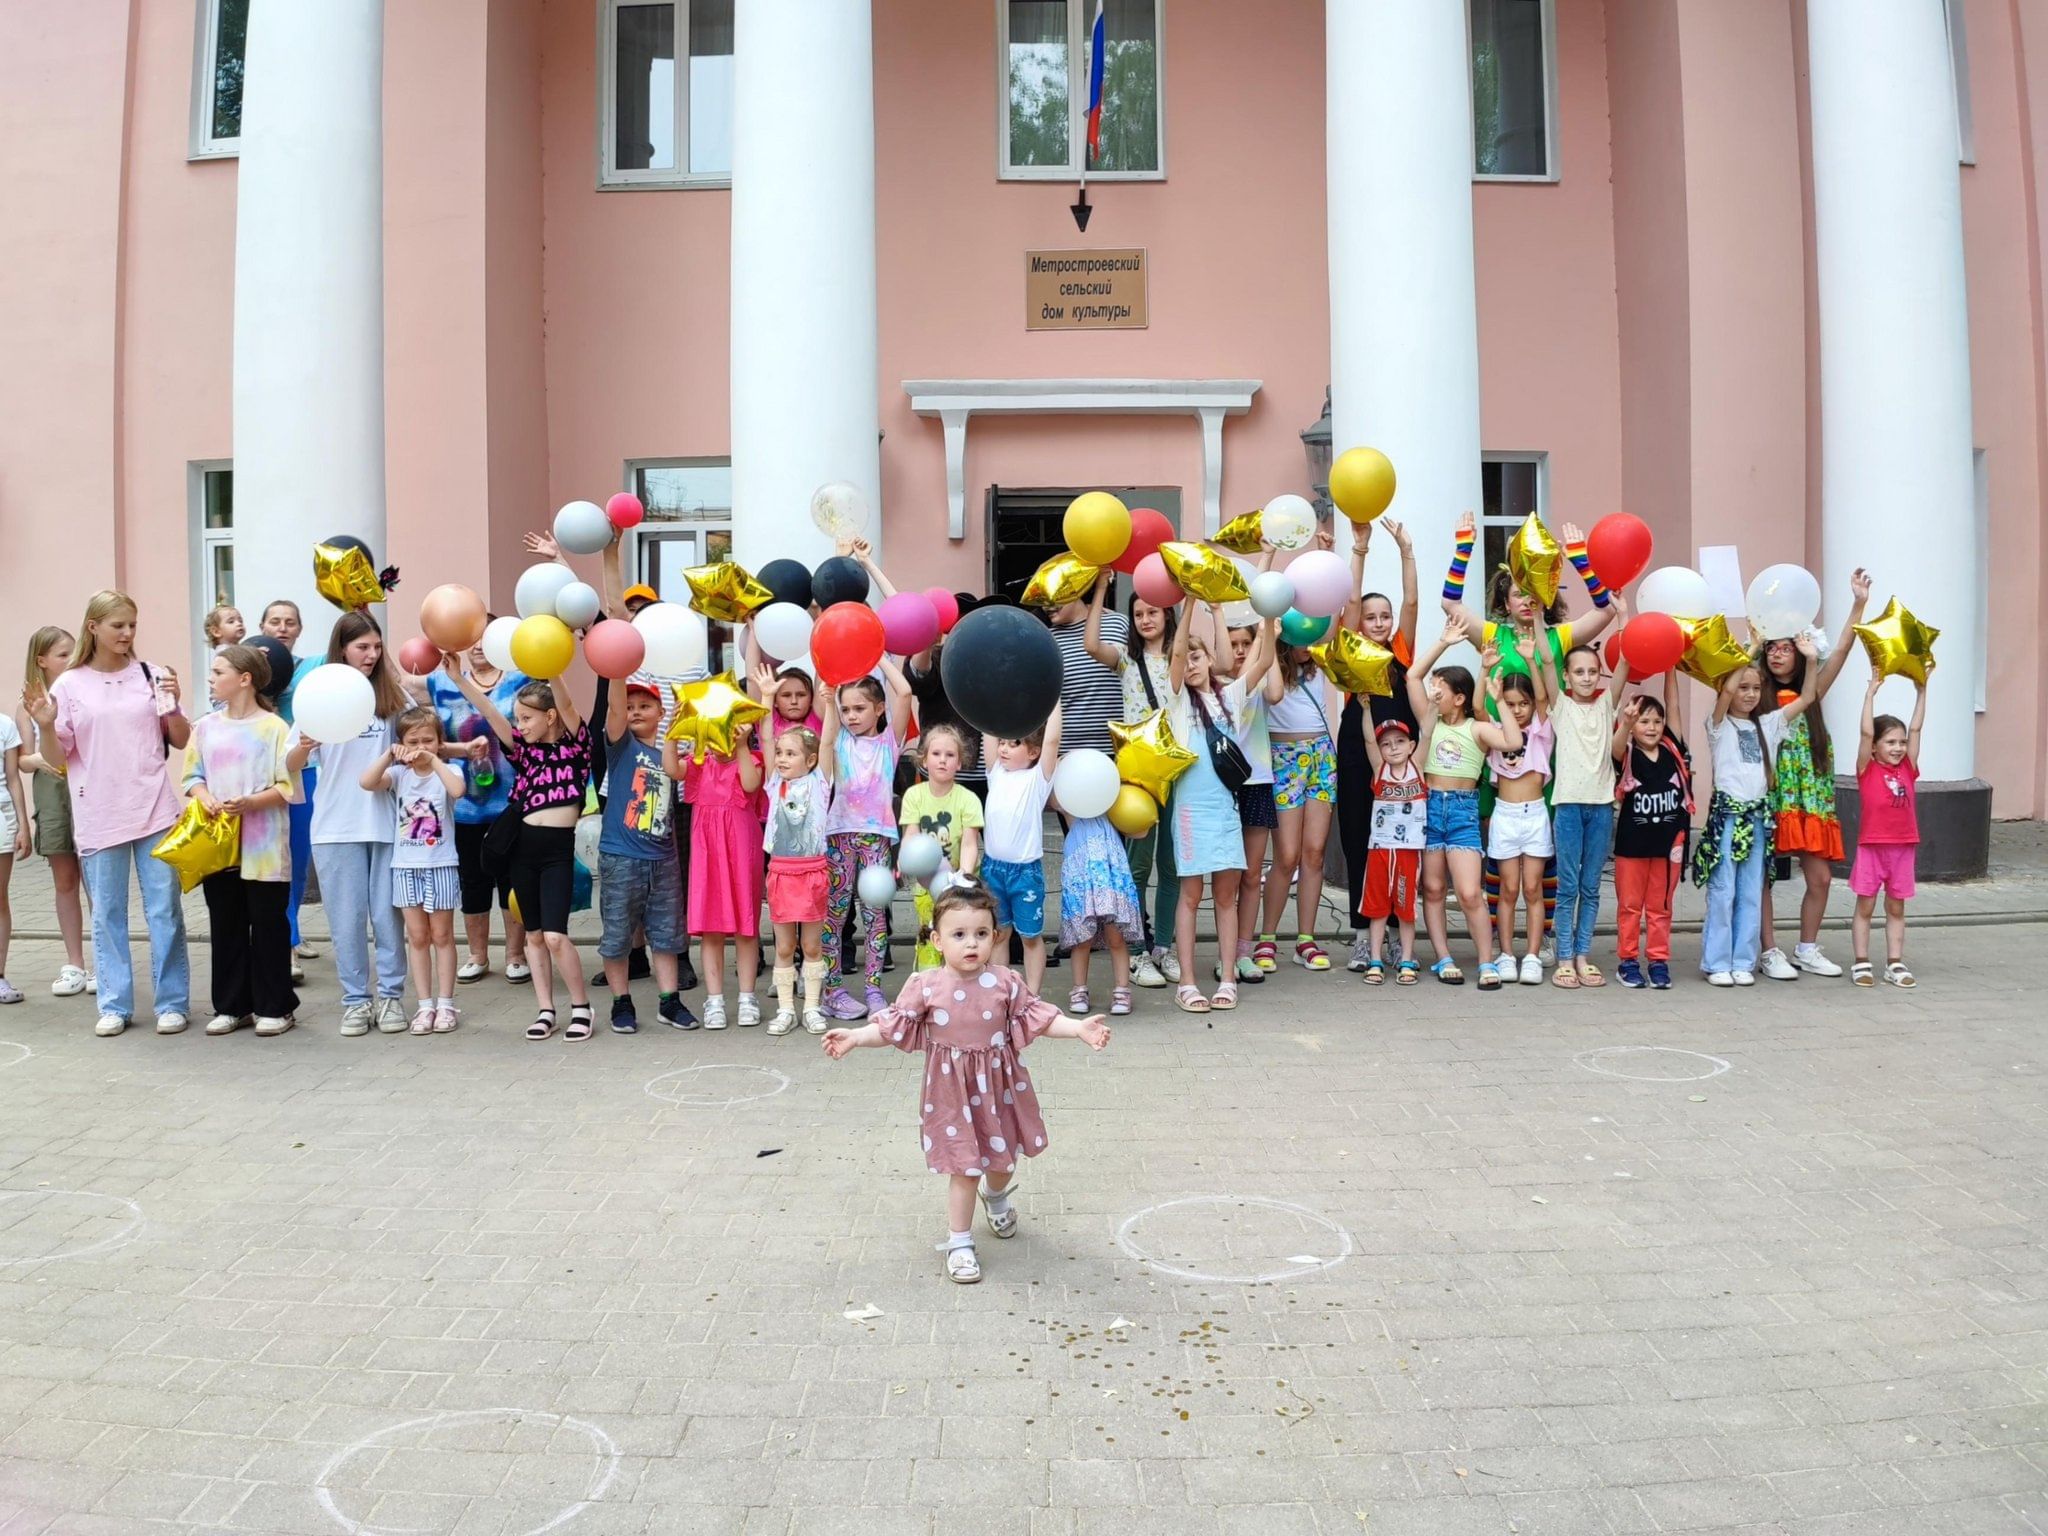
[688,805,765,935]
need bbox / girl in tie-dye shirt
[817,659,914,1022]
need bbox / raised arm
[1813,567,1873,700]
[446,657,519,746]
[1440,510,1486,633]
[1241,618,1280,697]
[1407,611,1467,730]
[1664,663,1685,744]
[1167,596,1196,694]
[1038,702,1063,778]
[1560,520,1618,645]
[844,536,897,601]
[1341,520,1373,633]
[1612,696,1641,763]
[1473,672,1524,754]
[879,655,913,740]
[818,681,841,777]
[735,725,765,793]
[1771,635,1822,725]
[1905,665,1931,763]
[551,680,583,738]
[1082,572,1123,669]
[600,529,629,622]
[1390,519,1418,651]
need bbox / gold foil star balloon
[313,543,387,609]
[1210,510,1265,554]
[1677,615,1750,686]
[1506,513,1563,609]
[1308,629,1396,697]
[1159,542,1250,604]
[1854,596,1939,685]
[1109,710,1196,806]
[683,561,774,624]
[1022,552,1100,608]
[665,672,769,762]
[149,801,241,893]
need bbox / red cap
[1374,719,1414,739]
[624,681,661,701]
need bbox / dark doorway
[984,486,1183,605]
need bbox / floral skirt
[1059,815,1144,950]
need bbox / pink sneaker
[432,1005,459,1034]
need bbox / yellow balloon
[509,614,576,679]
[666,672,770,762]
[1022,552,1100,608]
[1329,447,1396,524]
[1109,710,1196,806]
[1210,510,1265,554]
[1107,782,1159,838]
[1308,629,1396,697]
[1676,615,1750,686]
[1063,491,1132,566]
[312,543,387,609]
[1853,596,1939,686]
[150,801,241,893]
[1507,512,1563,609]
[1159,542,1249,605]
[683,561,774,624]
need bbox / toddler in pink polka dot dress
[824,881,1110,1284]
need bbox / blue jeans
[313,840,405,1005]
[1700,818,1764,975]
[81,836,190,1021]
[286,763,317,947]
[1552,802,1614,962]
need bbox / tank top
[1426,717,1484,783]
[1267,679,1329,736]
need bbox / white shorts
[1487,797,1554,861]
[0,793,16,851]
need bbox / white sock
[436,997,452,1011]
[948,1230,974,1249]
[983,1186,1013,1215]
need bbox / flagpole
[1072,0,1104,232]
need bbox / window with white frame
[1479,455,1545,601]
[1471,0,1554,180]
[629,460,736,671]
[1000,0,1163,179]
[1945,0,1976,165]
[190,462,234,682]
[189,0,247,158]
[599,0,734,187]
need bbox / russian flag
[1085,0,1106,169]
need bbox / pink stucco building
[3,0,2042,822]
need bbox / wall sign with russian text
[1025,248,1148,331]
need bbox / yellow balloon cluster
[1023,552,1100,609]
[1853,597,1939,685]
[1210,511,1265,555]
[1308,629,1396,697]
[1329,447,1396,524]
[150,801,240,893]
[684,562,774,624]
[666,672,769,762]
[1064,491,1132,566]
[1507,513,1563,609]
[312,543,387,609]
[1159,542,1249,604]
[1677,615,1750,686]
[1109,710,1196,806]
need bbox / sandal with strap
[526,1010,557,1041]
[1477,963,1502,991]
[1109,986,1133,1016]
[1211,981,1238,1010]
[1851,961,1876,986]
[1884,960,1916,988]
[1251,938,1279,972]
[408,1004,435,1036]
[1175,984,1210,1014]
[1576,960,1607,988]
[1362,960,1386,986]
[1067,987,1091,1016]
[1552,967,1581,989]
[1395,958,1421,986]
[564,1005,594,1041]
[1293,939,1331,972]
[1431,957,1464,986]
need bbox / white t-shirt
[291,716,395,844]
[982,761,1055,863]
[0,714,19,815]
[385,764,458,870]
[1705,712,1788,803]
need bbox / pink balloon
[1285,550,1353,619]
[605,492,644,530]
[923,586,961,635]
[583,618,646,680]
[1133,552,1183,609]
[397,636,441,677]
[878,591,940,656]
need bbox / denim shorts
[1425,788,1483,852]
[980,854,1047,939]
[598,849,684,957]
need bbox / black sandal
[527,1010,557,1041]
[564,1005,594,1041]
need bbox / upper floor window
[600,0,734,188]
[1471,0,1555,181]
[1000,0,1163,180]
[189,0,247,159]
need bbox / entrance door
[984,486,1182,605]
[636,524,736,675]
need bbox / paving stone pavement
[0,921,2043,1536]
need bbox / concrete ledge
[1834,775,1992,882]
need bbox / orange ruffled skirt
[1774,808,1844,862]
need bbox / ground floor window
[629,459,734,673]
[985,485,1181,606]
[1478,454,1545,602]
[190,460,234,682]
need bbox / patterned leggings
[824,833,892,990]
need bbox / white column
[1808,0,1978,779]
[730,0,881,572]
[1325,3,1483,602]
[231,0,386,646]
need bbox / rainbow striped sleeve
[1442,527,1476,603]
[1566,539,1611,607]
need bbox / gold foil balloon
[1022,552,1100,609]
[666,672,769,762]
[1210,510,1265,554]
[1308,629,1396,697]
[1159,542,1250,604]
[683,561,774,624]
[150,801,240,893]
[1506,513,1563,609]
[1677,615,1751,686]
[1106,782,1159,838]
[1109,710,1196,806]
[313,543,387,609]
[1328,447,1397,524]
[1854,597,1939,685]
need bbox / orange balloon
[419,584,488,654]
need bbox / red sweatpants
[1613,856,1680,962]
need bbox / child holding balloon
[819,657,914,1019]
[754,659,834,1034]
[899,722,983,970]
[1849,658,1930,987]
[979,703,1062,1000]
[665,683,766,1030]
[1546,600,1632,989]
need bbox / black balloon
[247,637,296,702]
[323,533,372,557]
[941,605,1062,741]
[810,556,870,609]
[757,558,814,610]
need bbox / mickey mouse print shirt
[898,781,984,867]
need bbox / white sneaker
[205,1013,250,1036]
[254,1015,294,1037]
[94,1014,127,1037]
[1759,948,1798,981]
[340,1003,373,1037]
[374,998,409,1033]
[289,961,306,985]
[51,965,90,997]
[1794,944,1843,977]
[1131,952,1167,989]
[766,1007,799,1037]
[737,994,761,1028]
[1347,935,1372,973]
[156,1012,188,1035]
[1519,953,1543,986]
[1706,971,1735,988]
[1732,970,1756,986]
[1157,949,1182,984]
[1538,941,1555,968]
[701,995,727,1030]
[802,1008,828,1035]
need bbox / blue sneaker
[1616,959,1646,989]
[657,993,699,1030]
[609,995,639,1034]
[1648,962,1672,990]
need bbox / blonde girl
[16,627,90,996]
[752,669,835,1034]
[1484,638,1553,985]
[663,675,767,1031]
[360,706,467,1034]
[203,605,247,650]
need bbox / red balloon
[1587,513,1653,590]
[1132,551,1183,609]
[1111,507,1177,575]
[1604,633,1624,671]
[922,586,960,635]
[811,602,886,687]
[397,636,441,677]
[1618,612,1686,676]
[605,492,644,530]
[583,618,646,680]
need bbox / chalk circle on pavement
[0,1042,30,1070]
[0,1189,144,1267]
[1115,1195,1355,1285]
[1574,1046,1731,1083]
[644,1063,793,1108]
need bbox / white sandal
[978,1180,1019,1239]
[1884,960,1916,988]
[944,1242,981,1284]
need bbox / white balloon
[1637,565,1715,619]
[553,500,613,556]
[479,615,521,673]
[810,481,871,539]
[856,865,898,910]
[1745,563,1822,641]
[1051,748,1120,820]
[755,602,815,663]
[1261,494,1317,551]
[293,664,376,745]
[515,562,577,620]
[632,602,707,676]
[553,581,602,630]
[1249,570,1297,620]
[898,832,945,882]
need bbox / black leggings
[508,824,576,936]
[1336,697,1373,932]
[455,818,515,917]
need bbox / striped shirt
[1050,613,1129,758]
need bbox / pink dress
[871,965,1061,1176]
[683,750,766,935]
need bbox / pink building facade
[3,0,2043,819]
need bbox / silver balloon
[553,500,614,556]
[856,865,898,910]
[553,581,602,630]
